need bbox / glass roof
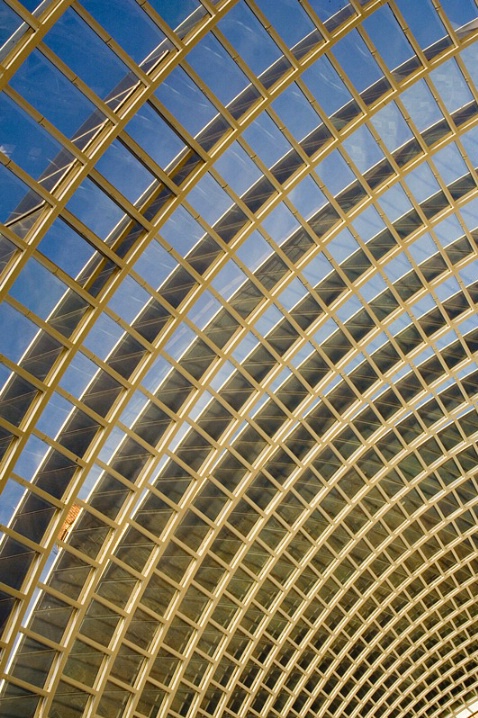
[1,1,478,718]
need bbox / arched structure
[1,1,478,717]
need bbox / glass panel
[35,391,74,438]
[160,205,204,257]
[155,65,218,137]
[125,102,186,170]
[327,230,359,266]
[63,638,105,687]
[82,313,123,360]
[332,29,382,93]
[303,55,353,117]
[379,183,413,222]
[187,33,249,105]
[134,238,178,288]
[288,175,326,219]
[0,164,42,227]
[59,352,98,400]
[44,7,131,101]
[0,303,38,362]
[108,275,150,323]
[235,230,272,271]
[66,178,126,239]
[254,0,316,48]
[278,277,307,311]
[0,683,40,717]
[342,125,384,174]
[352,205,386,242]
[0,2,29,61]
[16,0,45,12]
[242,112,292,166]
[0,478,26,525]
[148,0,202,32]
[214,142,262,196]
[80,0,166,65]
[405,163,440,203]
[38,218,96,280]
[440,0,478,28]
[187,173,233,225]
[371,101,413,152]
[301,252,333,286]
[400,79,444,133]
[316,150,355,195]
[218,2,281,76]
[9,49,105,142]
[363,5,414,70]
[95,139,155,204]
[262,202,300,244]
[0,94,69,182]
[395,0,448,48]
[308,0,352,24]
[212,261,247,300]
[10,258,67,320]
[433,143,468,184]
[434,215,464,247]
[272,83,321,140]
[430,58,473,114]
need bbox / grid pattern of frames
[1,1,478,718]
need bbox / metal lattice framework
[1,1,478,717]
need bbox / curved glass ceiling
[1,1,478,717]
